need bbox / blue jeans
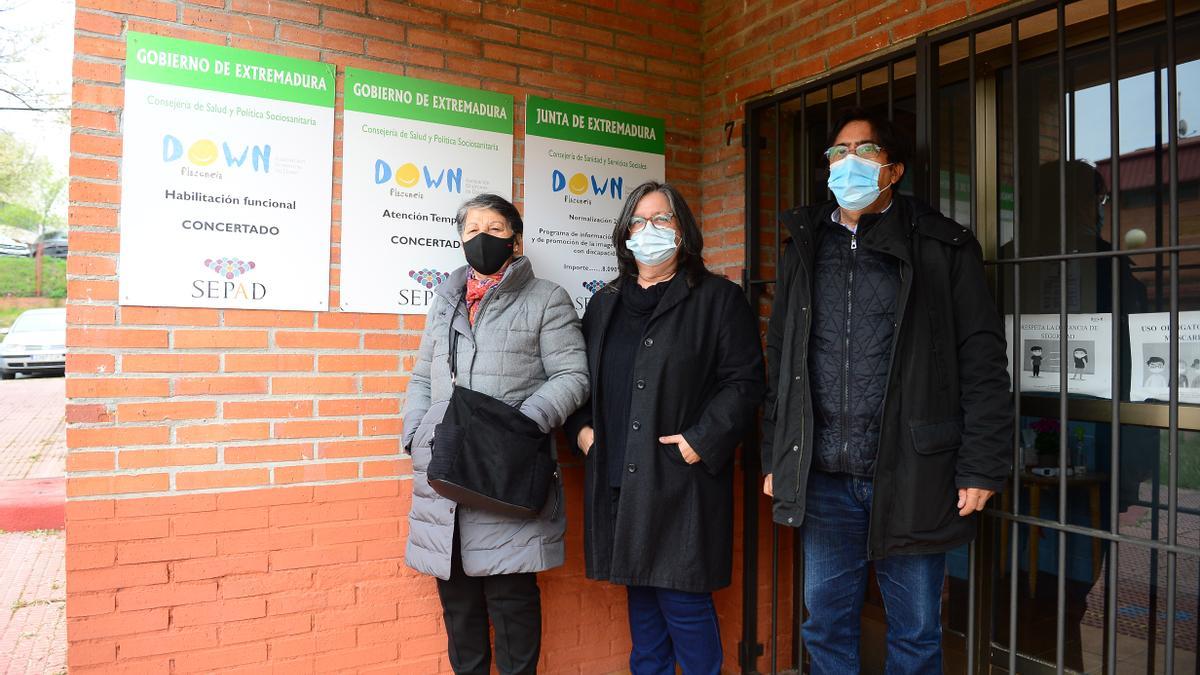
[626,585,722,675]
[803,471,946,674]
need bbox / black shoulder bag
[426,313,556,519]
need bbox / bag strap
[448,300,461,386]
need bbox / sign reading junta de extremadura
[522,96,665,317]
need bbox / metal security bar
[742,1,1200,673]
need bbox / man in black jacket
[762,107,1012,673]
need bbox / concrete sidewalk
[0,375,66,674]
[0,531,66,675]
[0,377,66,481]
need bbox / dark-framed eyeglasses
[824,142,885,163]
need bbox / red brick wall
[67,1,700,672]
[67,0,1031,672]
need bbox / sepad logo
[409,268,450,289]
[193,256,267,300]
[399,267,449,309]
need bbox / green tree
[0,131,64,233]
[32,171,65,236]
[0,131,38,205]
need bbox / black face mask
[464,232,515,276]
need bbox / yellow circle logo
[568,172,588,195]
[187,139,218,166]
[394,163,420,188]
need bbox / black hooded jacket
[763,195,1012,559]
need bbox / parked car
[0,235,31,257]
[34,231,67,258]
[1,307,66,380]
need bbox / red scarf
[465,269,502,325]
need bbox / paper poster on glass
[118,32,335,310]
[340,69,514,314]
[522,96,665,317]
[1004,314,1112,398]
[1128,311,1200,403]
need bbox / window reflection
[988,6,1199,672]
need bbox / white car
[0,235,31,257]
[1,308,66,380]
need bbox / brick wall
[67,1,701,672]
[67,0,1032,672]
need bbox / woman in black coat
[564,181,764,675]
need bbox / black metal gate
[741,1,1200,672]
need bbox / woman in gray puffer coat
[402,193,588,675]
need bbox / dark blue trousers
[626,585,722,675]
[802,470,947,674]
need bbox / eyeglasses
[824,142,884,163]
[629,212,675,233]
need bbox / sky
[1073,60,1200,164]
[0,0,74,182]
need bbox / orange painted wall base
[66,469,660,673]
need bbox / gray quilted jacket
[402,257,589,579]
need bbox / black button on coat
[565,273,765,593]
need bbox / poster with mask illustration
[118,32,334,310]
[1128,312,1200,403]
[522,96,665,317]
[1004,314,1112,398]
[339,69,513,314]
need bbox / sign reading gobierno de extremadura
[118,31,335,310]
[339,68,514,314]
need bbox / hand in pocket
[659,434,700,464]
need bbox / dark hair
[826,106,911,168]
[611,181,709,287]
[1030,346,1043,352]
[1148,356,1166,366]
[454,193,523,235]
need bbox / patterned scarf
[465,268,502,325]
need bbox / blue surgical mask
[828,154,893,211]
[626,223,679,266]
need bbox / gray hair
[454,193,524,236]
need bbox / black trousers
[436,525,542,675]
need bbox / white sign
[1005,313,1113,398]
[522,96,665,316]
[339,69,514,314]
[118,32,335,310]
[1129,311,1200,403]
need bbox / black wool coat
[565,272,765,593]
[763,195,1013,559]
